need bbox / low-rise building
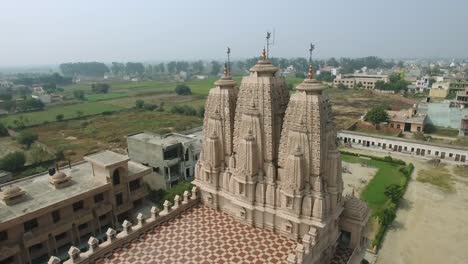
[0,150,150,264]
[387,108,427,133]
[333,74,388,89]
[127,131,202,190]
[455,88,468,108]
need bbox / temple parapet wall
[47,187,200,264]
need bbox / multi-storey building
[333,74,388,89]
[127,131,202,189]
[0,150,150,264]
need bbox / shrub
[56,114,64,122]
[17,130,38,149]
[143,103,158,111]
[384,184,403,204]
[135,99,145,109]
[0,123,8,137]
[91,83,110,93]
[73,90,85,100]
[175,84,192,95]
[0,151,26,172]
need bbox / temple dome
[3,186,22,196]
[51,171,67,180]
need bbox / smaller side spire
[308,64,314,80]
[262,47,267,61]
[223,63,229,77]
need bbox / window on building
[153,167,160,173]
[115,193,123,206]
[78,223,88,230]
[0,256,14,264]
[24,218,38,232]
[397,124,401,129]
[94,193,104,203]
[99,214,107,222]
[0,231,8,241]
[449,153,453,158]
[55,232,67,241]
[286,197,292,208]
[129,179,141,192]
[435,151,439,156]
[52,210,60,223]
[29,243,43,253]
[411,147,415,152]
[239,183,244,195]
[417,126,421,132]
[73,200,84,212]
[163,147,179,160]
[428,150,431,155]
[112,170,120,185]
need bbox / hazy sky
[1,0,467,66]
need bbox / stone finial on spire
[262,47,267,61]
[308,64,314,79]
[223,63,228,77]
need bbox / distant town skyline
[1,0,467,66]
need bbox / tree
[0,123,8,137]
[17,130,38,149]
[158,63,165,74]
[197,106,205,118]
[135,99,145,109]
[75,110,84,118]
[0,151,26,172]
[384,184,403,204]
[125,62,145,75]
[365,106,389,125]
[56,114,64,122]
[73,90,85,100]
[17,98,44,112]
[167,61,177,74]
[59,62,109,77]
[192,60,204,74]
[175,84,192,95]
[111,62,126,75]
[91,83,110,93]
[336,83,347,90]
[210,61,222,75]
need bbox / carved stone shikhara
[194,58,370,264]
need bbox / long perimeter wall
[338,130,468,164]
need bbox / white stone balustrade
[159,200,171,216]
[48,256,61,264]
[88,237,99,253]
[182,190,190,204]
[137,213,145,226]
[68,246,81,263]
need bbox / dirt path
[341,147,468,264]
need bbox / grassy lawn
[28,110,203,162]
[341,153,406,211]
[0,102,124,128]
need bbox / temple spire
[261,47,267,61]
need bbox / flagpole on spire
[266,32,272,59]
[308,43,315,79]
[226,47,231,75]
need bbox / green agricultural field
[0,102,124,128]
[341,153,407,211]
[85,92,128,102]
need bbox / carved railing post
[48,256,61,264]
[88,236,99,253]
[137,213,146,226]
[302,234,311,254]
[150,206,160,219]
[287,254,297,264]
[296,244,304,263]
[122,220,133,235]
[159,200,171,216]
[182,190,190,204]
[172,195,181,210]
[191,186,198,200]
[68,246,81,263]
[106,228,117,242]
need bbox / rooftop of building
[128,131,202,148]
[388,112,426,125]
[0,154,148,223]
[96,205,296,264]
[85,150,130,168]
[338,73,388,79]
